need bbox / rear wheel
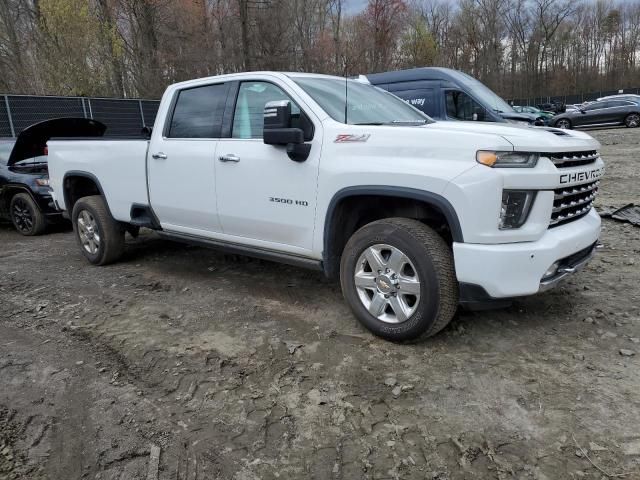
[72,195,125,265]
[340,218,458,342]
[625,113,640,128]
[555,119,572,129]
[10,193,46,236]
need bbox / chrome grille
[550,180,599,227]
[548,151,598,168]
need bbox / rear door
[148,82,229,234]
[214,80,320,251]
[606,100,633,124]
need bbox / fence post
[138,100,145,128]
[4,95,15,137]
[86,98,94,119]
[81,98,88,118]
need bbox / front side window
[445,90,487,121]
[584,101,607,111]
[168,83,228,138]
[292,77,430,125]
[232,82,301,139]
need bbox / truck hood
[425,121,600,153]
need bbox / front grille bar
[549,179,600,227]
[554,180,599,200]
[552,192,597,213]
[548,151,599,168]
[549,204,594,226]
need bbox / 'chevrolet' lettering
[559,167,603,185]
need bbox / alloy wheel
[353,244,421,324]
[12,197,34,233]
[77,210,101,254]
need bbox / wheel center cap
[376,274,396,294]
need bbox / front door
[215,80,320,251]
[148,82,229,234]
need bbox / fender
[0,184,42,214]
[323,186,464,277]
[62,170,112,216]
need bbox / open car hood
[8,118,106,166]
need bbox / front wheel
[555,119,572,129]
[625,113,640,128]
[10,192,46,236]
[340,218,458,342]
[72,195,125,265]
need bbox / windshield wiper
[389,120,428,125]
[351,122,385,126]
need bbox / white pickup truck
[47,72,604,341]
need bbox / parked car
[513,105,554,123]
[48,72,603,342]
[537,102,566,114]
[0,118,105,235]
[551,99,640,129]
[596,94,640,103]
[363,67,546,125]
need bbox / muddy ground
[1,128,639,480]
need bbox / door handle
[219,154,240,163]
[152,152,167,160]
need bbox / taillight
[44,146,48,155]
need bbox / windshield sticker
[334,134,371,143]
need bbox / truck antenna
[343,56,348,125]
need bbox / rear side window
[168,83,227,138]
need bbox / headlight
[499,190,536,229]
[477,151,539,168]
[35,178,50,186]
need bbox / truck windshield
[463,78,514,114]
[292,77,431,125]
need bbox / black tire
[624,113,640,128]
[71,195,125,265]
[9,192,47,236]
[555,118,572,129]
[340,218,458,342]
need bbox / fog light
[543,261,560,279]
[499,190,536,229]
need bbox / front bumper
[453,208,600,298]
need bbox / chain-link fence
[0,94,160,138]
[512,88,640,107]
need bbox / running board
[158,230,324,271]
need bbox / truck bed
[47,139,150,221]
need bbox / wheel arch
[62,171,112,217]
[0,184,41,217]
[322,186,463,279]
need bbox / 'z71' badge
[559,167,604,184]
[334,134,370,143]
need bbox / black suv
[0,118,105,235]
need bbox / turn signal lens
[477,151,539,168]
[476,151,498,166]
[35,178,50,186]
